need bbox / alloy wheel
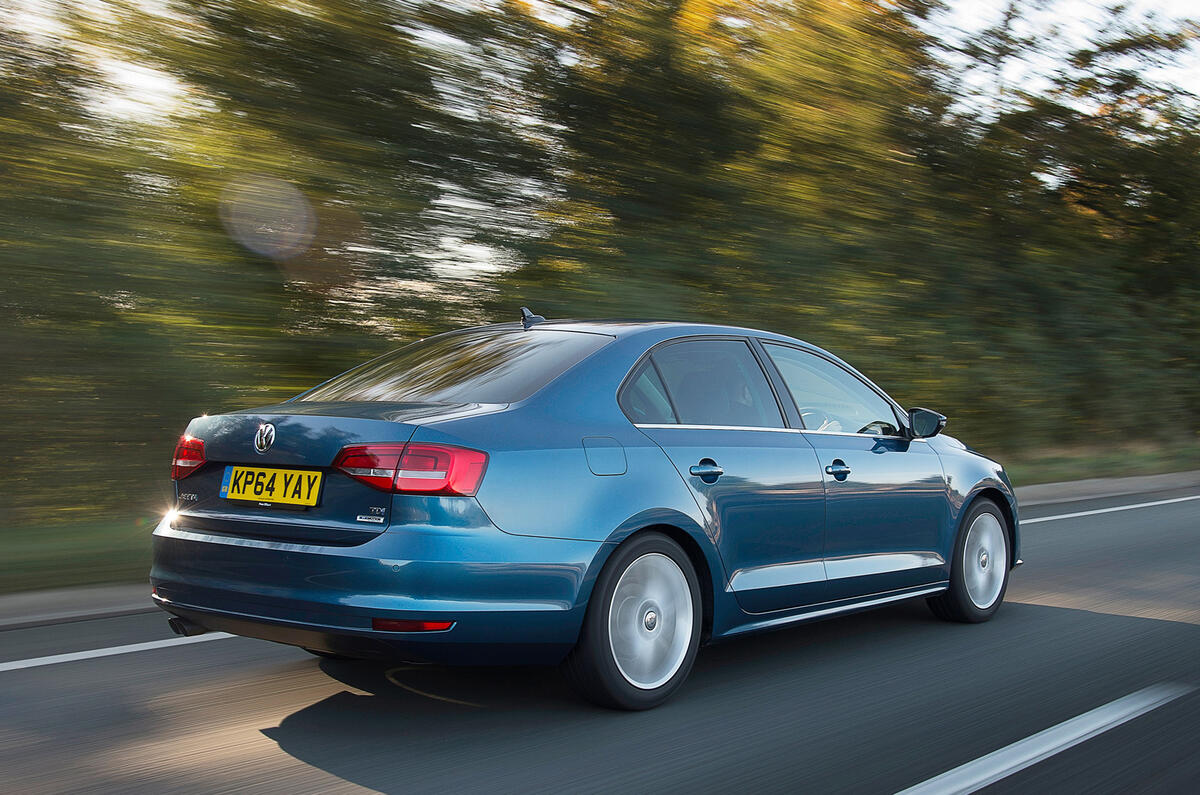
[607,552,695,689]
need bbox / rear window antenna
[520,306,546,330]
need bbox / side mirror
[908,407,947,438]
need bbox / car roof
[516,318,810,346]
[528,319,908,416]
[417,318,901,415]
[523,319,898,404]
[470,315,860,366]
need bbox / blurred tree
[485,0,759,318]
[494,0,955,412]
[909,6,1200,442]
[1,0,554,526]
[0,0,1197,552]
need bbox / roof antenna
[520,306,546,330]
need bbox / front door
[622,338,827,613]
[760,343,950,600]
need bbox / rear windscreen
[298,327,611,404]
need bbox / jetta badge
[254,423,275,454]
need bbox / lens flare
[218,175,316,261]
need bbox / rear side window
[299,327,610,404]
[620,361,677,424]
[647,339,783,428]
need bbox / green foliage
[496,0,1200,451]
[1,0,1198,547]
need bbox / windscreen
[298,327,611,404]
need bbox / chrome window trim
[800,429,925,442]
[635,423,801,433]
[634,423,927,442]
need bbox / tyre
[928,498,1011,622]
[563,532,702,710]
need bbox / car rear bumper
[150,512,606,665]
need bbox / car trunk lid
[172,402,495,545]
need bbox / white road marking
[895,682,1195,795]
[1023,494,1200,524]
[0,632,235,673]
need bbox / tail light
[395,443,488,495]
[330,444,408,491]
[171,436,206,480]
[333,442,488,496]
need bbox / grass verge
[1003,442,1200,489]
[4,516,152,595]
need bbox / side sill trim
[724,584,948,637]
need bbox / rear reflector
[333,442,488,496]
[372,618,455,632]
[171,435,206,480]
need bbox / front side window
[299,327,611,404]
[763,344,900,435]
[649,339,784,428]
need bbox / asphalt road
[2,490,1197,794]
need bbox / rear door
[759,343,949,599]
[627,338,827,614]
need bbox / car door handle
[689,460,724,481]
[825,460,852,479]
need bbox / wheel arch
[588,510,724,645]
[961,486,1020,568]
[633,523,716,644]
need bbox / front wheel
[563,532,702,710]
[928,498,1011,623]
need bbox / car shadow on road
[259,600,1200,794]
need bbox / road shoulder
[0,583,152,631]
[1014,469,1200,507]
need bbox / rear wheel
[563,532,702,710]
[928,498,1011,622]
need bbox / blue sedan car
[153,312,1020,709]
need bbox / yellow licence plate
[220,466,323,506]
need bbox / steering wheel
[856,420,897,436]
[797,407,843,433]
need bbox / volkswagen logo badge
[254,423,275,454]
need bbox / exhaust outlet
[167,616,208,637]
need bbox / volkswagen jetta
[152,312,1020,709]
